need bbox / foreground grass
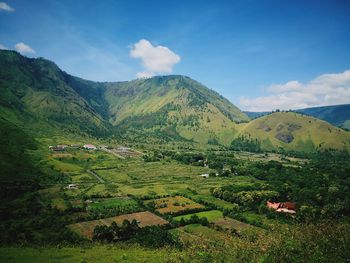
[0,245,185,263]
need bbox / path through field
[86,170,105,183]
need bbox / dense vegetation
[1,50,350,262]
[211,151,350,223]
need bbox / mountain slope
[0,50,248,145]
[295,104,350,130]
[245,104,350,130]
[105,75,249,144]
[1,50,349,151]
[236,112,350,152]
[0,50,110,136]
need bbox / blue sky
[1,0,350,111]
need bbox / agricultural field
[214,217,252,232]
[234,151,307,166]
[171,224,231,244]
[187,194,238,210]
[86,197,141,217]
[144,196,204,215]
[47,147,260,200]
[68,211,169,239]
[87,197,139,211]
[174,210,224,222]
[38,186,68,211]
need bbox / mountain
[0,50,110,137]
[245,104,350,130]
[0,50,248,145]
[244,111,271,119]
[1,50,350,152]
[105,76,249,144]
[236,112,350,152]
[295,104,350,130]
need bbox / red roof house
[267,201,296,214]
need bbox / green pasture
[174,210,224,222]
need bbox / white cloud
[239,70,350,111]
[0,2,14,12]
[267,80,302,93]
[130,39,180,78]
[136,71,154,79]
[14,42,35,54]
[0,43,8,50]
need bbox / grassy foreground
[0,245,185,263]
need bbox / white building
[66,184,78,190]
[199,173,209,178]
[83,144,97,150]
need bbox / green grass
[174,210,224,222]
[188,194,237,210]
[51,198,67,211]
[237,112,350,152]
[88,197,139,211]
[0,245,184,263]
[70,173,98,183]
[240,211,282,228]
[171,224,231,244]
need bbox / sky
[1,0,350,111]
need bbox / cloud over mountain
[130,39,180,78]
[14,42,35,54]
[240,70,350,111]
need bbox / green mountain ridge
[237,112,350,152]
[0,50,110,137]
[1,50,350,152]
[244,104,350,130]
[104,75,249,144]
[0,50,249,145]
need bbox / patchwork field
[87,197,141,215]
[188,194,237,210]
[48,148,260,200]
[88,197,138,210]
[44,147,265,246]
[145,196,204,215]
[68,211,169,239]
[174,210,224,222]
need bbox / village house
[83,144,97,150]
[49,145,67,151]
[66,184,78,190]
[117,146,131,152]
[267,201,296,214]
[199,173,209,178]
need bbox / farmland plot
[174,210,224,222]
[68,211,168,239]
[145,196,204,215]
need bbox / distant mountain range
[244,104,350,130]
[1,50,350,152]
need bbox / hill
[106,75,249,144]
[243,111,271,119]
[236,112,350,152]
[0,50,110,137]
[295,104,350,130]
[1,50,349,152]
[0,50,248,145]
[245,104,350,130]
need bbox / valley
[0,50,350,262]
